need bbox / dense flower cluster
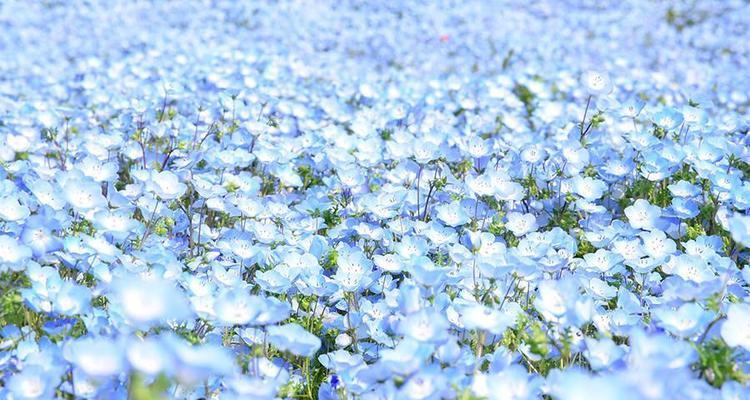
[1,0,750,399]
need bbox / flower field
[1,1,750,399]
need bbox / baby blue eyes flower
[92,210,141,241]
[668,254,716,283]
[336,249,374,275]
[0,235,33,269]
[581,70,613,96]
[467,174,495,197]
[474,365,543,400]
[251,220,281,244]
[618,98,645,118]
[214,287,260,325]
[167,340,235,384]
[374,253,403,273]
[61,178,108,211]
[267,323,322,357]
[407,256,449,287]
[126,337,174,376]
[653,303,711,338]
[76,156,118,182]
[520,144,547,164]
[721,303,750,351]
[379,339,430,375]
[20,215,63,257]
[534,279,586,325]
[495,180,526,202]
[399,366,445,399]
[394,236,428,260]
[220,231,257,260]
[668,180,701,198]
[727,214,750,247]
[583,249,623,273]
[570,175,607,201]
[332,248,378,292]
[109,276,191,329]
[460,303,514,335]
[652,107,684,130]
[227,361,290,399]
[148,170,187,200]
[53,282,92,315]
[412,141,439,164]
[0,194,30,222]
[274,164,304,187]
[214,288,290,326]
[583,337,624,370]
[6,365,54,400]
[466,137,490,158]
[624,199,662,230]
[640,230,676,260]
[64,337,126,378]
[682,105,708,126]
[435,201,471,227]
[25,178,66,210]
[547,369,630,400]
[255,269,293,293]
[670,198,700,219]
[586,277,617,300]
[399,308,449,343]
[504,212,538,237]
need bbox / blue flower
[721,303,750,351]
[92,209,142,242]
[165,338,235,384]
[668,180,702,198]
[53,281,92,316]
[624,199,662,230]
[570,175,607,201]
[583,249,623,273]
[474,365,543,400]
[267,323,322,357]
[398,307,450,344]
[0,235,33,270]
[148,170,187,200]
[504,212,538,237]
[670,198,700,219]
[639,230,676,260]
[406,256,449,287]
[399,365,446,400]
[20,214,63,257]
[0,193,30,222]
[108,275,191,329]
[547,369,629,400]
[583,337,624,370]
[618,98,645,119]
[581,70,613,96]
[435,200,471,227]
[460,303,514,335]
[6,365,55,400]
[255,269,294,294]
[219,288,290,327]
[64,336,126,378]
[728,214,750,247]
[651,107,684,130]
[653,302,712,337]
[61,176,108,211]
[126,336,175,376]
[394,236,429,260]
